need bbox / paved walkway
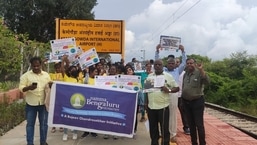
[0,118,153,145]
[1,110,257,145]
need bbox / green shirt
[147,72,178,109]
[182,69,210,101]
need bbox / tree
[0,19,22,81]
[0,19,51,81]
[0,0,97,42]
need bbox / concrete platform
[1,110,257,145]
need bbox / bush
[0,81,19,92]
[0,97,25,136]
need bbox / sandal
[51,127,56,133]
[59,127,64,132]
[140,117,146,122]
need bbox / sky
[93,0,257,63]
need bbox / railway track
[204,102,257,139]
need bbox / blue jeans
[26,103,48,145]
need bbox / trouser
[169,93,178,137]
[134,105,139,132]
[183,96,206,145]
[148,106,170,145]
[25,103,48,145]
[178,97,189,130]
[63,128,77,134]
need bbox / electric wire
[130,0,202,52]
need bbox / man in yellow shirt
[145,59,179,145]
[19,57,51,145]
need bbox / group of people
[19,42,210,145]
[19,55,151,145]
[144,44,210,145]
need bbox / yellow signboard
[56,19,125,55]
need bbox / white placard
[78,47,99,69]
[50,37,77,59]
[95,75,118,88]
[160,35,181,50]
[117,75,141,91]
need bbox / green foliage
[0,99,25,136]
[0,20,23,80]
[0,19,51,80]
[0,81,19,92]
[205,51,257,116]
[0,0,97,42]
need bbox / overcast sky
[93,0,257,63]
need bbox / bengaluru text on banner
[48,82,137,138]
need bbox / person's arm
[197,63,210,85]
[41,58,48,72]
[144,93,149,110]
[22,84,37,92]
[155,44,161,60]
[61,55,69,77]
[161,86,179,93]
[178,45,187,74]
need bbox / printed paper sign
[95,75,118,88]
[134,62,142,71]
[78,47,99,69]
[117,75,141,91]
[50,37,77,59]
[160,35,181,50]
[144,75,164,93]
[68,46,83,66]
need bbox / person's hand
[179,45,184,52]
[161,86,170,93]
[43,58,48,64]
[196,62,203,70]
[61,55,68,61]
[48,82,53,88]
[156,44,161,52]
[29,84,37,90]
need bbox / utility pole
[140,49,145,62]
[140,49,145,71]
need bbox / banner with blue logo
[48,81,138,138]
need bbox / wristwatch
[168,89,171,93]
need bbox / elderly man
[145,59,179,145]
[182,58,210,145]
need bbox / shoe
[59,127,64,132]
[91,133,98,137]
[80,132,89,139]
[51,127,56,133]
[63,134,68,141]
[72,133,78,140]
[170,136,177,143]
[184,128,190,135]
[40,143,48,145]
[113,136,118,140]
[103,134,109,139]
[140,117,146,122]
